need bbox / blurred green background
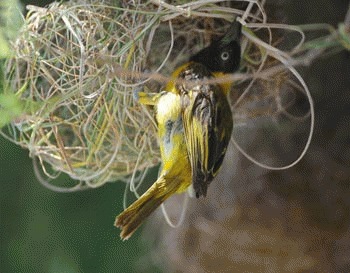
[1,136,155,273]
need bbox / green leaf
[0,91,45,128]
[0,93,23,127]
[0,0,23,59]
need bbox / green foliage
[0,93,23,127]
[0,0,24,127]
[0,33,11,58]
[0,92,47,128]
[0,0,23,58]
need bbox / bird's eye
[221,51,230,61]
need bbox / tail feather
[115,176,170,240]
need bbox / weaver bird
[115,20,242,240]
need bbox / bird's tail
[115,175,171,240]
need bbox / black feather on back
[177,63,233,198]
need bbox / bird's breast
[156,92,186,162]
[156,92,181,122]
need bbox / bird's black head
[190,20,242,73]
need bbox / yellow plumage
[115,21,242,240]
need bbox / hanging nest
[2,0,320,190]
[2,0,245,189]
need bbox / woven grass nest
[3,0,317,191]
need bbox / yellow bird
[115,20,242,240]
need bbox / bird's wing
[182,84,232,198]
